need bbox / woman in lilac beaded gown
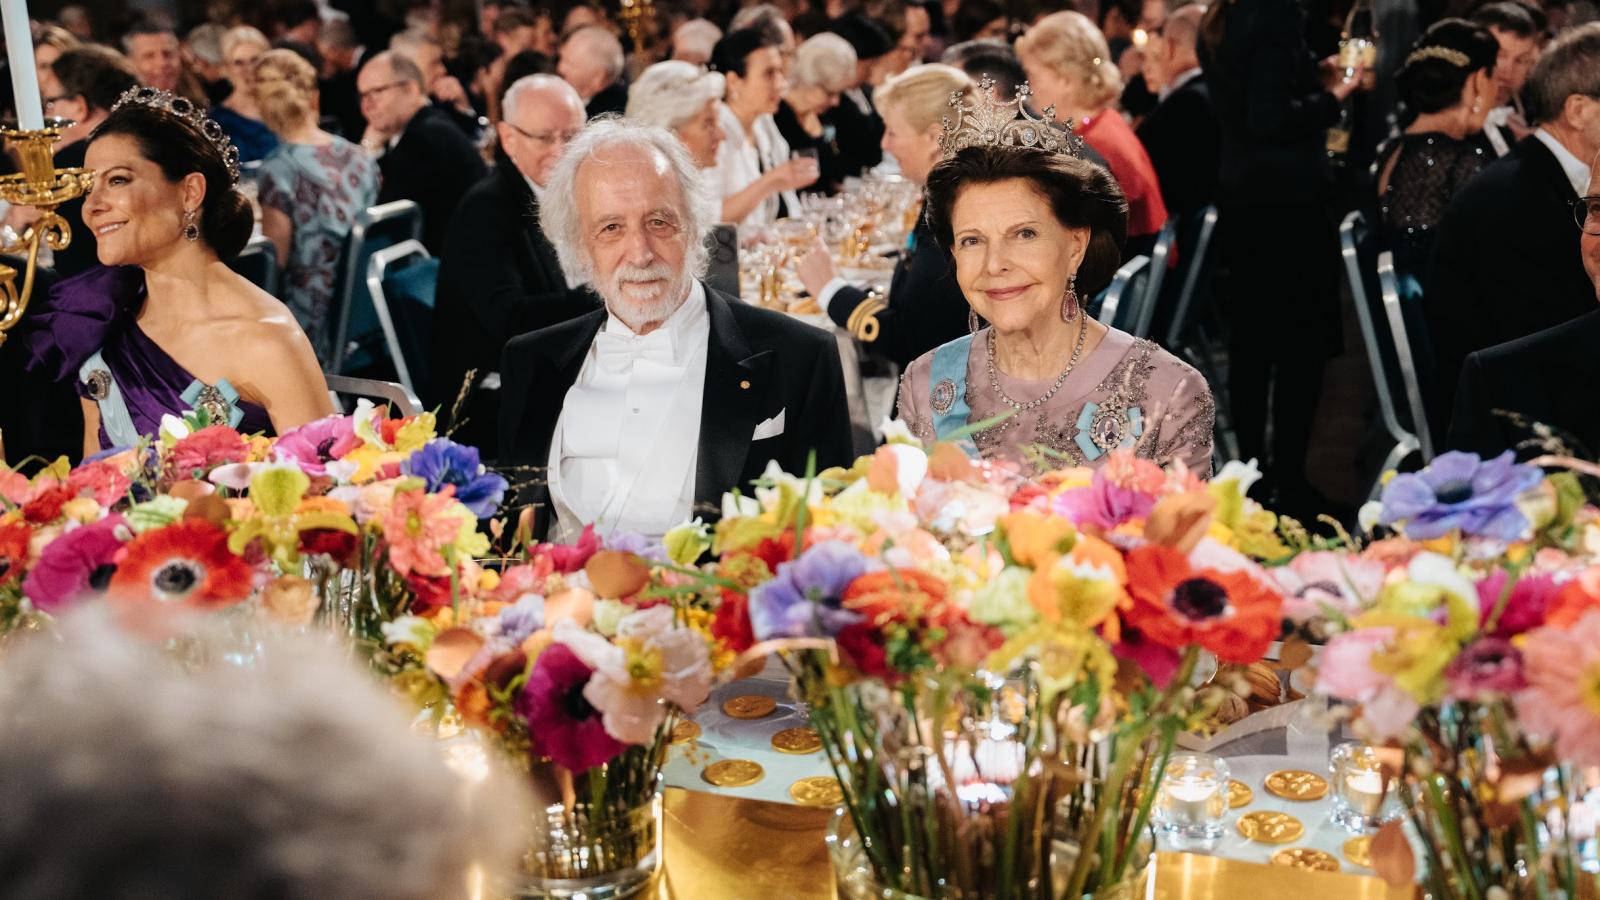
[21,87,331,453]
[896,87,1215,475]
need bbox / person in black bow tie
[498,119,854,542]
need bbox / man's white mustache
[612,263,673,290]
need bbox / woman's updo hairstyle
[925,146,1129,296]
[89,95,255,261]
[1015,12,1123,112]
[709,23,784,78]
[1395,18,1498,117]
[253,49,318,138]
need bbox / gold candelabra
[616,0,658,58]
[0,121,93,347]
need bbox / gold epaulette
[844,289,886,342]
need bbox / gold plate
[671,719,701,744]
[1264,769,1330,801]
[1236,811,1304,844]
[722,694,779,719]
[771,727,823,754]
[702,759,765,788]
[1343,835,1374,868]
[1227,779,1254,808]
[788,776,844,807]
[1272,848,1341,872]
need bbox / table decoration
[1308,450,1600,899]
[666,433,1297,898]
[1154,753,1231,844]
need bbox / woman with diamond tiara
[895,82,1215,475]
[20,87,333,453]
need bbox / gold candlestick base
[0,121,94,346]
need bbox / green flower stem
[1424,773,1483,900]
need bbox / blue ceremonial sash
[929,334,979,457]
[79,351,141,449]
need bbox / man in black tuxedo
[557,26,628,119]
[1135,4,1217,219]
[1423,23,1600,440]
[499,120,854,542]
[357,51,487,255]
[430,75,599,454]
[1448,170,1600,459]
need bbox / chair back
[324,373,422,416]
[364,239,438,396]
[328,200,424,375]
[704,225,740,296]
[1165,205,1219,348]
[1130,219,1179,340]
[228,234,280,297]
[1378,249,1434,462]
[1097,255,1151,329]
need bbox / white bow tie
[593,328,677,370]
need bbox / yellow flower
[60,497,103,524]
[392,413,437,452]
[227,466,358,568]
[477,567,501,593]
[1001,511,1076,568]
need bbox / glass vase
[514,792,663,899]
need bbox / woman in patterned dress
[253,49,380,363]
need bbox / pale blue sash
[78,351,140,449]
[929,334,978,457]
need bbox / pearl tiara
[110,86,243,185]
[1404,45,1471,68]
[938,77,1085,161]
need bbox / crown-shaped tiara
[110,86,242,185]
[938,77,1085,160]
[1404,45,1470,67]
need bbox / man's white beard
[599,261,695,332]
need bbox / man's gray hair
[731,3,787,33]
[674,18,723,60]
[792,32,858,90]
[541,118,715,285]
[0,610,530,899]
[626,60,725,130]
[1525,22,1600,126]
[184,23,225,66]
[366,49,425,88]
[503,72,584,121]
[566,25,626,83]
[388,27,440,56]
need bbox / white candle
[1343,769,1386,817]
[1,0,43,130]
[1164,778,1222,826]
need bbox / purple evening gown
[20,265,273,450]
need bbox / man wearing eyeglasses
[1448,166,1600,459]
[356,50,487,254]
[429,75,600,454]
[1425,22,1600,441]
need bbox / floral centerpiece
[1313,450,1600,899]
[688,429,1290,899]
[379,525,732,898]
[0,401,502,647]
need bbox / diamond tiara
[110,86,243,185]
[938,77,1085,160]
[1403,45,1470,67]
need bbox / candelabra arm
[0,122,94,347]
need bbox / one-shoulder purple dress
[21,265,273,450]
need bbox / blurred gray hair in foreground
[0,610,531,900]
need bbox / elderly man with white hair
[776,32,857,192]
[672,18,722,65]
[430,74,599,452]
[558,24,628,118]
[499,120,854,542]
[626,60,726,168]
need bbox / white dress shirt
[713,102,797,227]
[1158,67,1202,101]
[547,281,711,542]
[1534,127,1593,197]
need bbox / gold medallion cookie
[788,775,845,807]
[670,719,701,744]
[1272,848,1341,872]
[1227,779,1254,808]
[1343,835,1374,869]
[702,759,765,788]
[1264,769,1330,801]
[771,726,823,754]
[722,694,778,719]
[1236,811,1305,844]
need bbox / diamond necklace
[985,320,1089,420]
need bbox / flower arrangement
[378,524,733,895]
[681,433,1291,899]
[1311,451,1600,898]
[0,401,503,646]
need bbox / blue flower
[497,593,546,644]
[605,530,668,563]
[401,439,509,518]
[1379,450,1542,541]
[749,541,869,640]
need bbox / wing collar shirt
[1533,127,1592,197]
[547,280,711,542]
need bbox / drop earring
[182,208,200,241]
[968,308,980,333]
[1061,274,1080,322]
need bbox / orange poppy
[1123,545,1282,664]
[843,569,950,626]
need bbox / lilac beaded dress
[21,265,273,450]
[897,326,1216,475]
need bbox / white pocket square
[752,409,786,440]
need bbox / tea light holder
[1154,752,1230,845]
[1329,741,1398,832]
